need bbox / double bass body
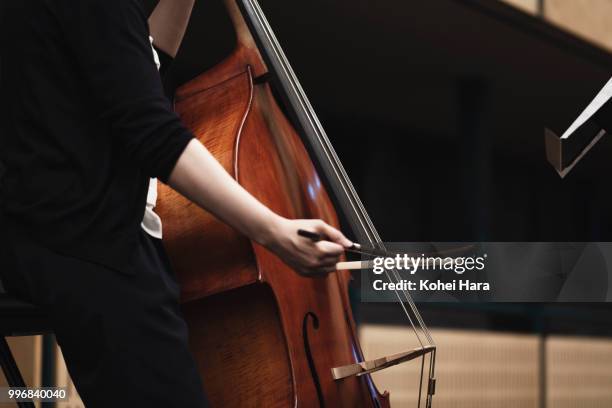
[157,1,389,406]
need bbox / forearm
[167,139,280,244]
[148,0,195,57]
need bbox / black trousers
[0,230,209,408]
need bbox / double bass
[157,0,436,406]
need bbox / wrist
[252,212,284,248]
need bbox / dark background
[140,0,612,335]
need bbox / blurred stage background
[3,0,612,407]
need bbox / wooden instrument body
[156,1,389,406]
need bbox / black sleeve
[53,0,193,182]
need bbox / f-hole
[303,312,325,408]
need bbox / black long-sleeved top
[0,0,194,274]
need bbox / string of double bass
[242,1,436,405]
[242,0,433,343]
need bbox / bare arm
[148,0,195,57]
[168,140,352,275]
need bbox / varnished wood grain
[157,71,258,302]
[182,285,293,407]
